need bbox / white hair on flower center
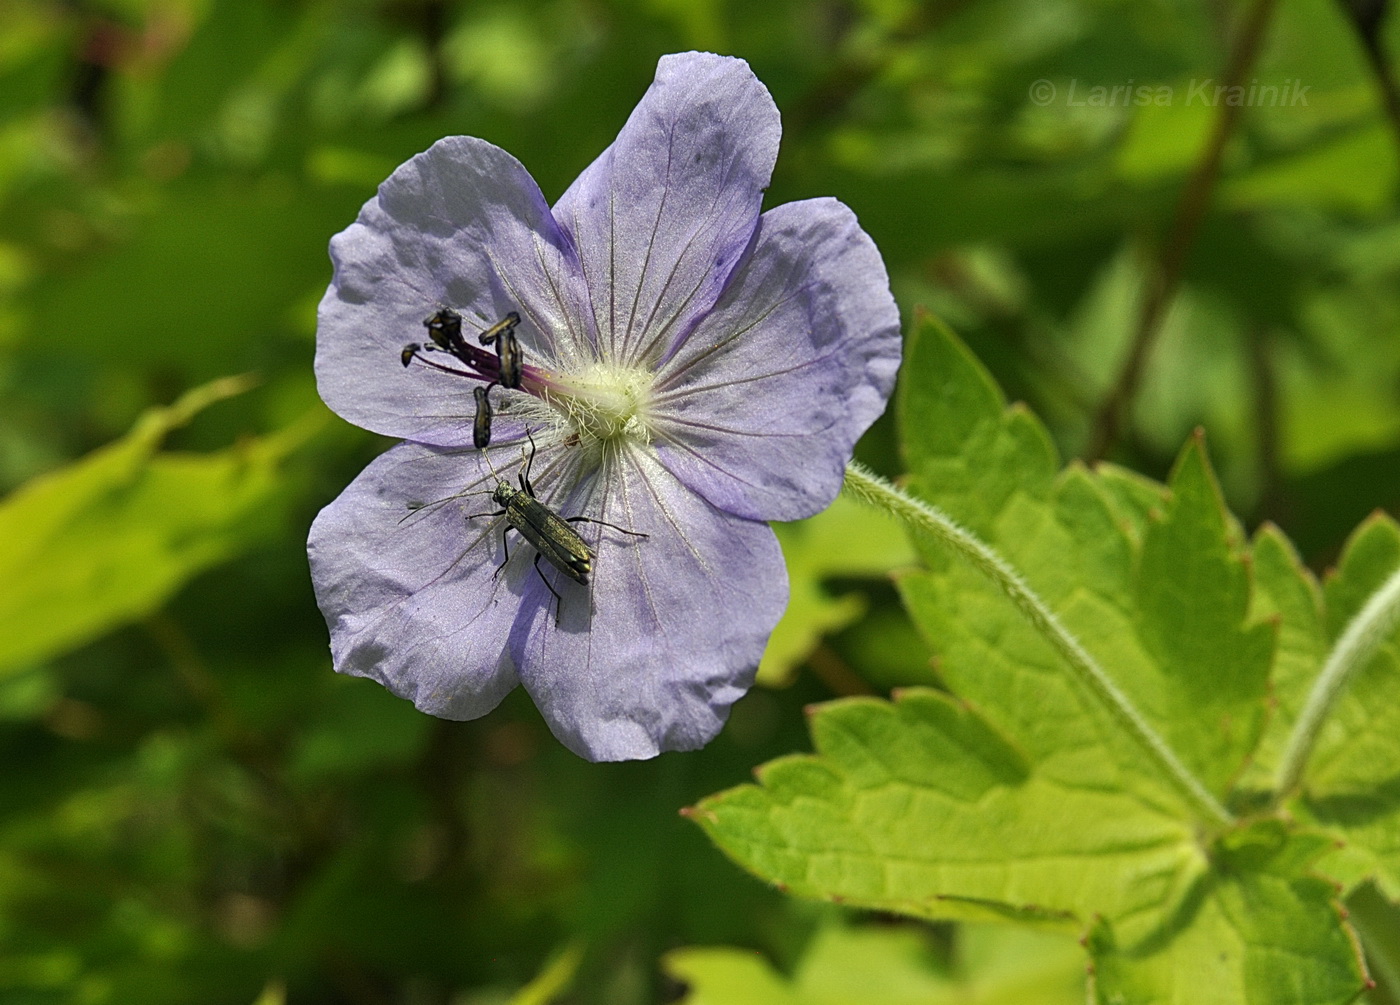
[550,362,656,448]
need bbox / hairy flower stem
[1273,565,1400,802]
[842,462,1234,830]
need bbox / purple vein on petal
[532,234,592,362]
[649,425,773,494]
[483,247,557,357]
[608,186,619,353]
[658,415,838,439]
[651,276,813,392]
[627,111,755,369]
[618,126,677,364]
[627,220,719,370]
[626,447,723,577]
[613,485,667,646]
[356,514,504,649]
[626,200,742,371]
[556,197,604,362]
[626,155,743,366]
[617,448,696,628]
[650,347,843,406]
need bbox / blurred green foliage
[1,0,1398,1002]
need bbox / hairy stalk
[842,462,1234,830]
[1274,566,1400,801]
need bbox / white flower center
[552,362,656,447]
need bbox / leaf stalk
[1273,565,1400,801]
[842,461,1234,830]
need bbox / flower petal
[307,440,528,719]
[647,198,901,522]
[316,136,597,445]
[552,52,780,368]
[506,447,787,761]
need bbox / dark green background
[2,0,1397,1001]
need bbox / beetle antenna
[397,481,494,524]
[480,439,505,484]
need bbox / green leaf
[760,494,917,687]
[1091,462,1170,539]
[896,313,1058,537]
[666,922,1086,1005]
[1087,822,1367,1005]
[665,947,802,1005]
[1240,512,1400,901]
[689,690,1204,938]
[1222,124,1397,216]
[1239,525,1327,794]
[17,177,356,385]
[288,676,432,783]
[1347,883,1400,1003]
[1134,437,1275,793]
[0,377,324,675]
[898,315,1272,804]
[1296,514,1400,899]
[695,315,1372,1003]
[1115,101,1215,184]
[508,940,584,1005]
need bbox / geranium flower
[308,52,900,761]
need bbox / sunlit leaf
[689,689,1204,936]
[509,940,585,1005]
[1087,823,1366,1005]
[0,376,323,674]
[1296,514,1400,900]
[692,316,1369,1004]
[667,922,1085,1005]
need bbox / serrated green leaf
[1091,462,1170,541]
[666,922,1085,1005]
[1134,437,1274,793]
[760,495,917,686]
[0,378,323,674]
[896,313,1058,537]
[1294,514,1400,899]
[695,316,1338,994]
[691,690,1204,940]
[1088,823,1366,1005]
[1240,525,1327,793]
[894,317,1272,807]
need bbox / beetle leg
[493,527,512,580]
[533,552,565,625]
[464,508,507,522]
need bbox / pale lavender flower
[308,52,900,761]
